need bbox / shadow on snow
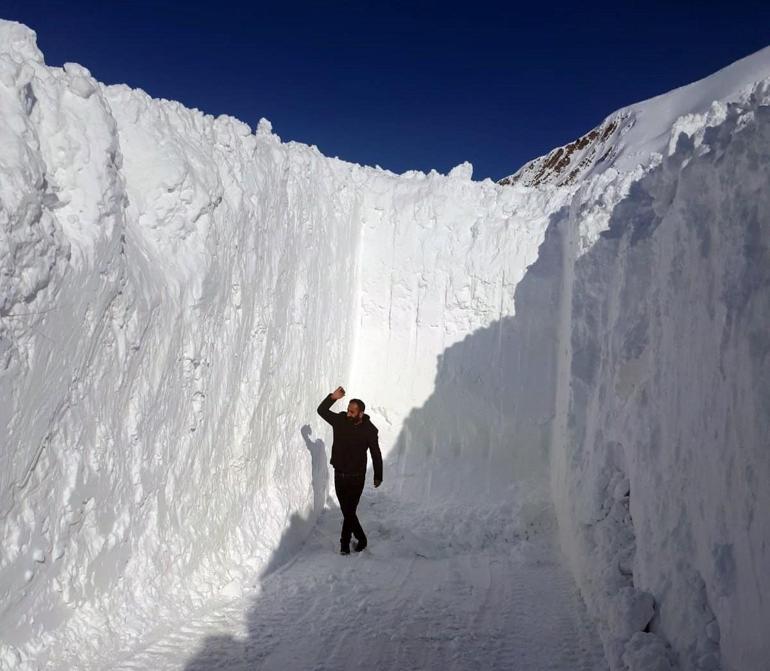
[180,106,770,668]
[180,200,569,670]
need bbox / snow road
[114,481,607,671]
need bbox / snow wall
[0,20,367,666]
[550,98,770,671]
[1,19,769,671]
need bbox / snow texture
[109,490,607,671]
[1,18,769,671]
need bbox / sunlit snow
[1,18,769,671]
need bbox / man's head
[346,398,366,422]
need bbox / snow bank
[0,20,366,668]
[551,88,770,671]
[1,17,769,671]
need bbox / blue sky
[4,1,770,180]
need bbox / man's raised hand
[331,385,346,400]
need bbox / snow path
[114,485,607,671]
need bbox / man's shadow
[301,423,329,516]
[258,425,329,579]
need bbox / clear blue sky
[4,1,770,180]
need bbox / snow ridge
[500,113,631,187]
[502,45,770,188]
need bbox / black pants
[334,471,366,545]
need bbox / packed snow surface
[1,18,769,671]
[113,489,607,671]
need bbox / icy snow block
[622,632,675,671]
[0,20,44,63]
[63,62,97,98]
[611,587,655,637]
[257,117,273,136]
[448,161,473,180]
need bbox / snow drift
[1,18,769,671]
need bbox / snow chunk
[0,54,20,87]
[448,161,473,180]
[257,117,274,137]
[63,62,97,98]
[0,20,44,64]
[622,632,675,671]
[600,587,656,641]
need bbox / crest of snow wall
[0,21,366,667]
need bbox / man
[317,385,383,555]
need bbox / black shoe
[353,539,367,553]
[340,542,351,555]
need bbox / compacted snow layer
[108,477,607,671]
[1,18,770,671]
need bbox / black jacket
[317,394,383,481]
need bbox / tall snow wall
[348,167,565,506]
[550,92,770,671]
[0,21,367,667]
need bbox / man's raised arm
[317,385,345,425]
